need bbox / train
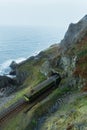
[24,72,61,103]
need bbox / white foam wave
[0,57,26,76]
[33,51,41,56]
[15,57,26,64]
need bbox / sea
[0,26,64,76]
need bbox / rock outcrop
[40,60,52,77]
[61,15,87,49]
[10,61,18,70]
[0,75,17,96]
[9,61,18,76]
[0,76,16,89]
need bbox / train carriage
[24,73,61,102]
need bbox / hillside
[0,15,87,130]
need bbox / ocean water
[0,26,64,75]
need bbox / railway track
[0,99,27,125]
[0,84,57,127]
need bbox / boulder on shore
[10,61,18,70]
[0,75,17,89]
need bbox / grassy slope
[40,93,87,130]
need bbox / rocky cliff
[61,15,87,48]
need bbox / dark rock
[16,70,29,85]
[0,75,17,89]
[27,56,35,61]
[35,51,48,60]
[9,70,16,75]
[10,61,18,70]
[66,124,74,130]
[37,51,45,58]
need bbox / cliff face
[60,15,87,90]
[61,15,87,48]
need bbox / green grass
[39,93,87,130]
[78,49,87,58]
